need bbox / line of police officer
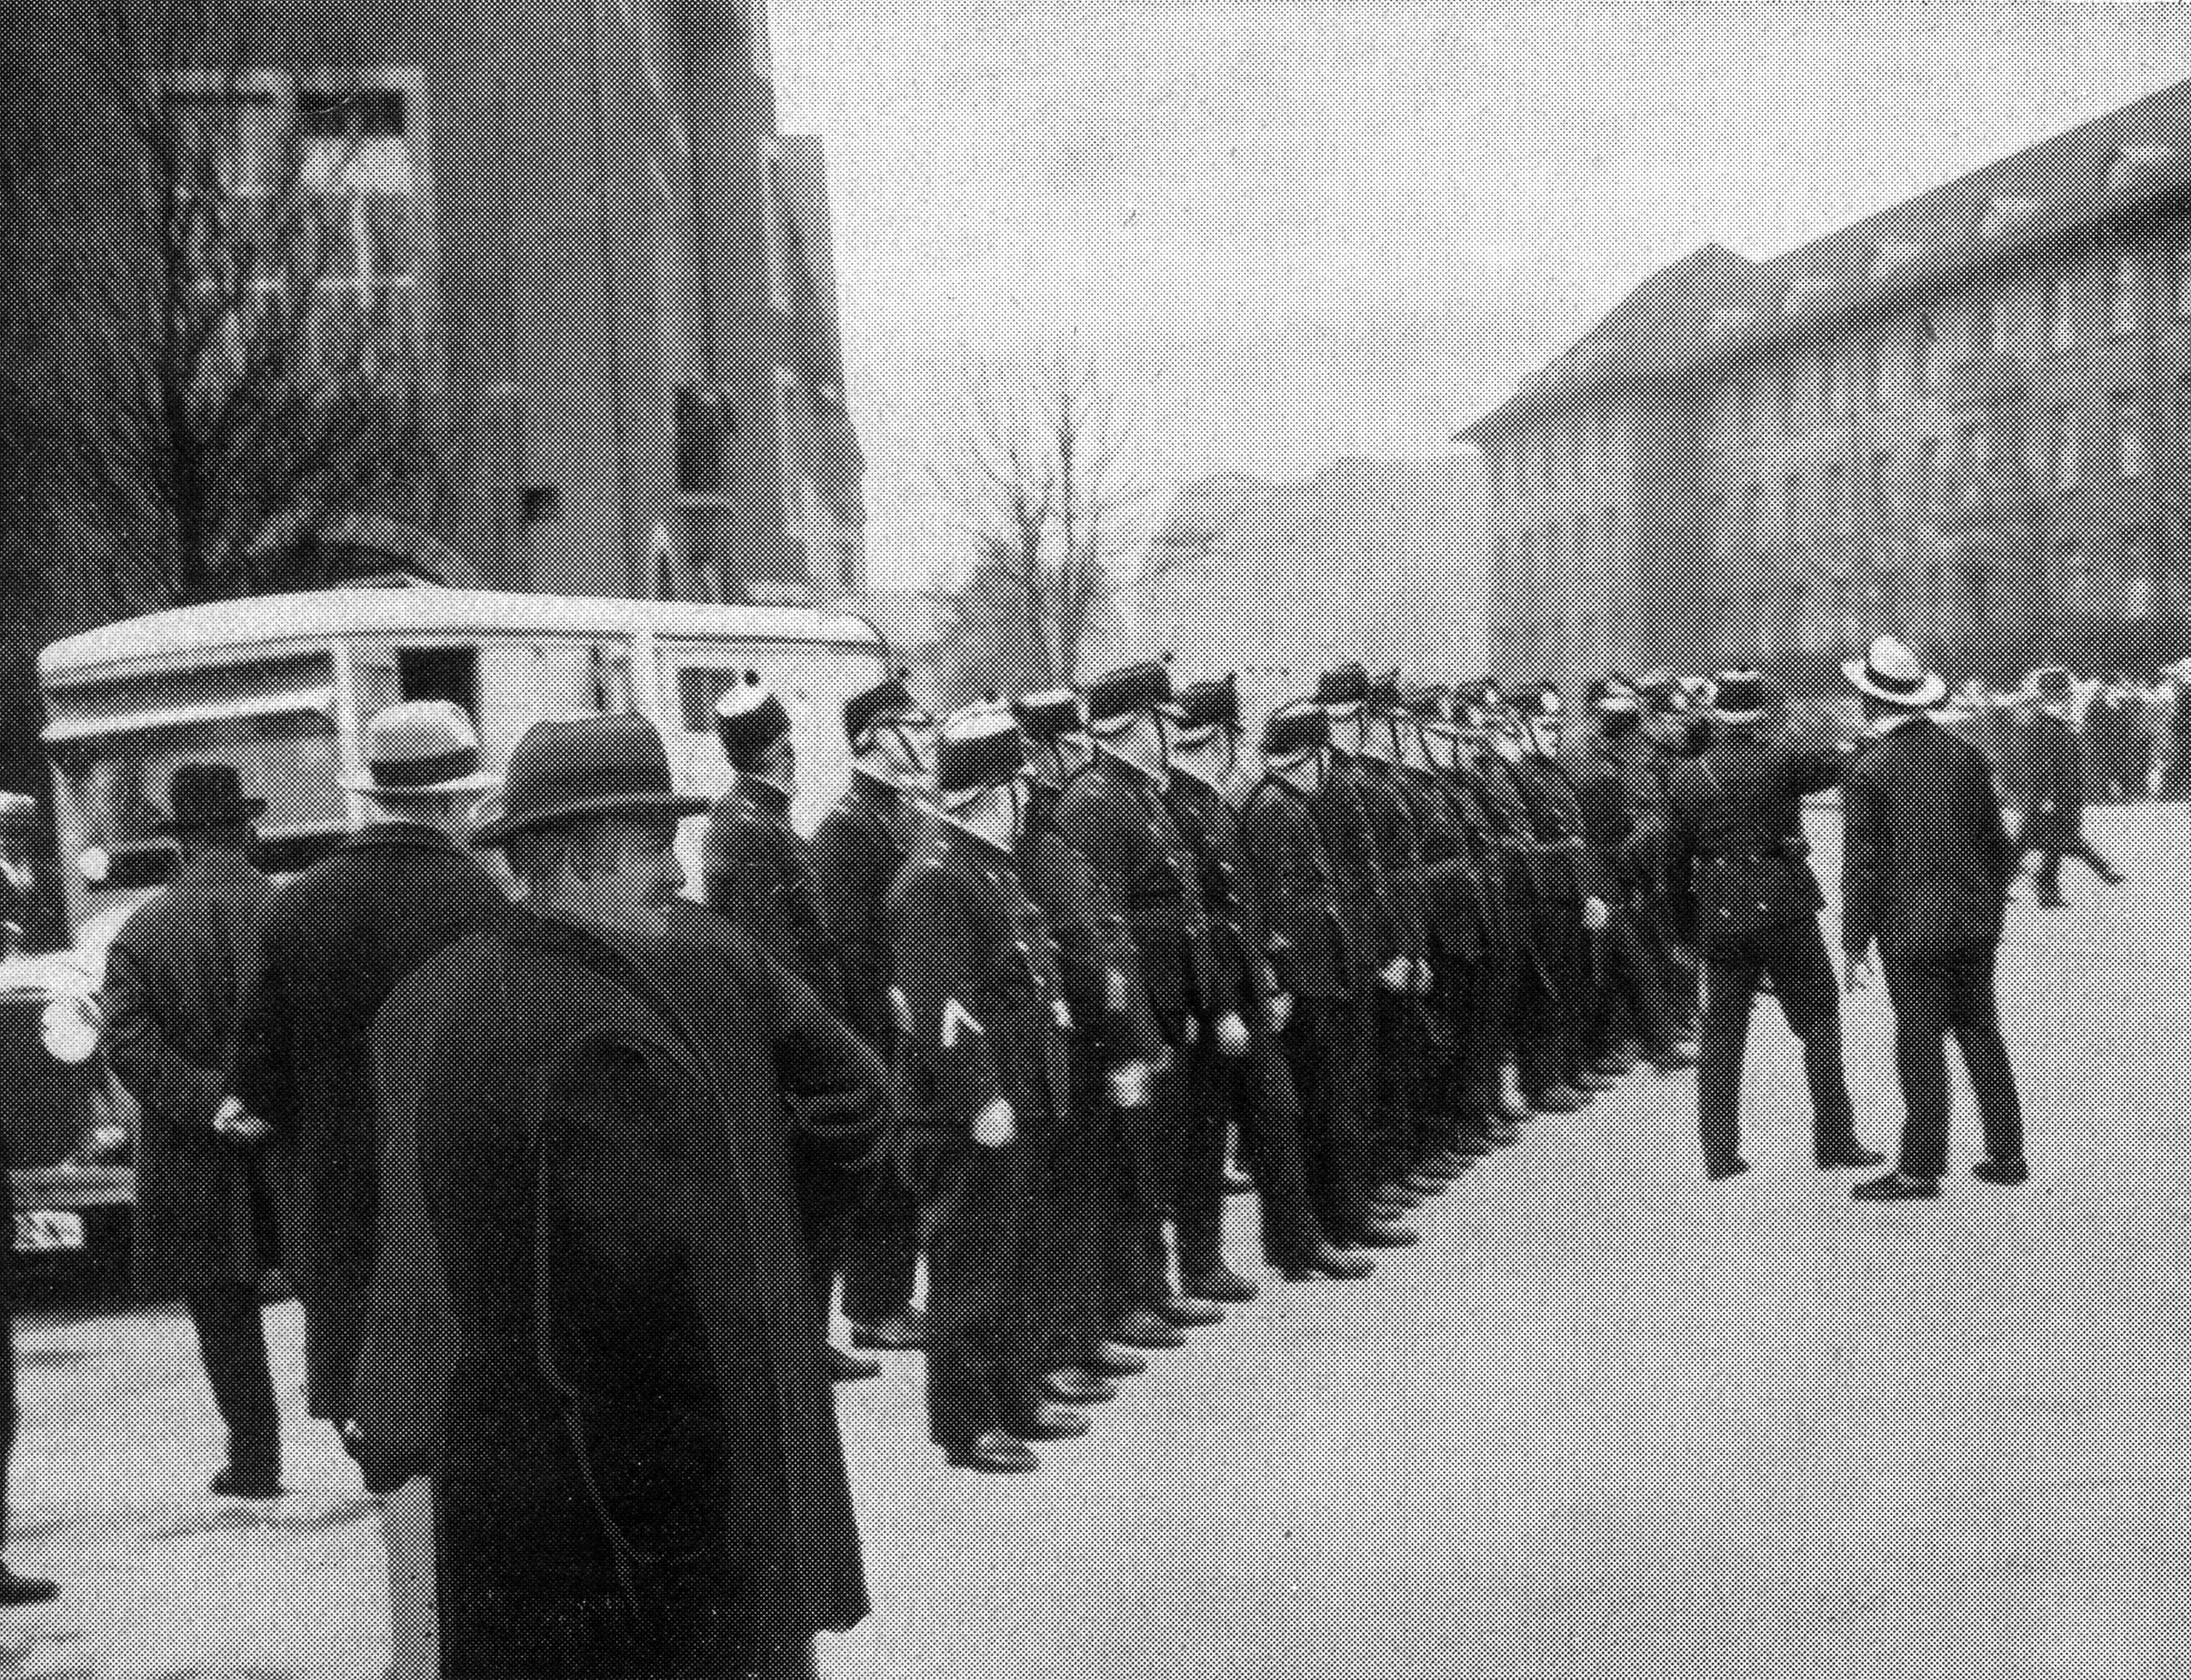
[698,653,1729,1472]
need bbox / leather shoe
[1529,1085,1587,1113]
[850,1310,928,1351]
[1184,1266,1260,1303]
[1089,1344,1149,1376]
[1279,1244,1375,1281]
[1042,1368,1119,1404]
[1705,1158,1749,1181]
[1853,1171,1941,1200]
[1107,1309,1188,1349]
[1158,1294,1226,1328]
[1005,1402,1091,1442]
[824,1345,883,1382]
[1973,1158,2030,1185]
[947,1433,1039,1473]
[0,1569,57,1606]
[1348,1220,1419,1248]
[209,1468,284,1500]
[1817,1145,1887,1170]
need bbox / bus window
[396,647,478,718]
[52,709,348,893]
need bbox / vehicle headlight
[41,996,99,1064]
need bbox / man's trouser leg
[840,1170,921,1330]
[1881,951,1956,1181]
[382,1475,439,1680]
[1175,1039,1235,1283]
[1756,920,1861,1160]
[1944,946,2025,1167]
[1696,952,1761,1173]
[1238,1040,1329,1268]
[1102,1062,1177,1317]
[185,1281,282,1480]
[1285,1000,1370,1243]
[924,1143,1031,1452]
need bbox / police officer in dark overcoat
[1663,673,1879,1179]
[1164,677,1340,1290]
[888,704,1084,1470]
[2013,667,2123,908]
[702,674,879,1380]
[1237,704,1391,1270]
[1053,662,1234,1345]
[810,674,938,1355]
[1012,689,1166,1393]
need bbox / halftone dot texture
[9,9,2191,1678]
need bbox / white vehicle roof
[40,585,888,679]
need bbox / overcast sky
[768,2,2191,586]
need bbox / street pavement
[5,803,2188,1679]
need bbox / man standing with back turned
[1842,637,2027,1199]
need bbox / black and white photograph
[2,1,2188,1673]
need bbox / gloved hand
[1108,1060,1154,1110]
[1411,957,1434,994]
[1380,956,1413,994]
[1582,896,1611,934]
[1179,1014,1200,1048]
[972,1100,1017,1149]
[1214,1012,1250,1056]
[1266,992,1294,1034]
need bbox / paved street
[5,804,2187,1679]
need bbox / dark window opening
[396,647,478,718]
[297,87,407,138]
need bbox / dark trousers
[294,1283,367,1425]
[839,1171,920,1327]
[1512,928,1575,1101]
[1102,1054,1183,1315]
[1697,919,1859,1171]
[1025,1106,1111,1371]
[1176,1038,1243,1278]
[186,1282,282,1476]
[2018,816,2118,903]
[1880,944,2025,1180]
[1235,1039,1331,1267]
[1594,912,1681,1060]
[1282,1000,1372,1244]
[2,1244,15,1554]
[923,1141,1036,1450]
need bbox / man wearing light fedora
[226,702,509,1454]
[1841,637,2027,1198]
[100,765,283,1500]
[358,711,882,1677]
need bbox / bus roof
[39,586,890,680]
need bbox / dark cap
[1710,671,1772,719]
[1262,702,1330,759]
[714,672,792,768]
[1013,688,1088,744]
[1315,663,1371,709]
[936,703,1026,798]
[1087,660,1180,727]
[844,673,923,745]
[1175,675,1241,734]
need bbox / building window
[2111,250,2142,336]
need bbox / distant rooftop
[1465,77,2191,442]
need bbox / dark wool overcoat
[2016,709,2089,848]
[355,899,883,1676]
[101,849,278,1294]
[225,822,509,1416]
[1842,715,2017,959]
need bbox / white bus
[22,583,891,1275]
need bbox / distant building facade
[1131,460,1488,726]
[1464,80,2191,693]
[33,0,862,614]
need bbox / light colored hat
[2025,665,2076,698]
[349,701,499,797]
[1844,636,1947,709]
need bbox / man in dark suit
[226,703,508,1446]
[1842,638,2027,1198]
[360,712,884,1678]
[1664,674,1879,1179]
[2014,667,2123,908]
[101,765,283,1499]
